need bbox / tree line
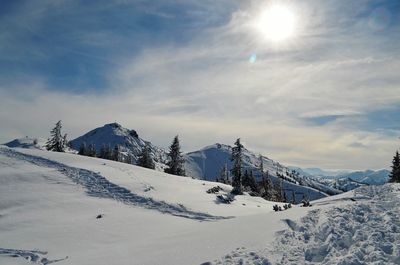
[45,120,400,203]
[45,121,184,174]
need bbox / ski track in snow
[0,148,227,221]
[0,248,68,264]
[209,184,400,265]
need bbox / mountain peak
[105,122,122,128]
[69,123,166,165]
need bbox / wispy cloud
[0,0,399,170]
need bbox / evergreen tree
[78,142,87,156]
[138,145,155,169]
[259,154,264,173]
[231,138,243,194]
[258,155,276,200]
[45,120,65,152]
[241,170,257,193]
[389,151,400,183]
[164,135,185,176]
[242,170,250,190]
[99,144,112,160]
[87,143,96,157]
[62,134,68,149]
[274,178,285,202]
[126,154,134,165]
[248,170,258,193]
[112,145,121,162]
[291,190,296,204]
[99,144,106,159]
[217,164,229,184]
[261,170,274,200]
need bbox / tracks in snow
[0,148,227,221]
[208,184,400,264]
[0,248,68,265]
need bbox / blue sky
[0,0,399,170]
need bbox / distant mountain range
[3,122,389,200]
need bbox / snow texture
[0,248,67,265]
[0,147,226,221]
[210,184,400,265]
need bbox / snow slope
[68,123,338,202]
[1,146,399,264]
[210,184,400,264]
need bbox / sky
[0,0,399,170]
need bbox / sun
[255,5,297,42]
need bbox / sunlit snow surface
[1,146,398,264]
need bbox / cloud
[0,0,399,170]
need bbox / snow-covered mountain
[314,169,390,192]
[70,123,168,168]
[3,136,45,149]
[289,166,350,178]
[336,169,390,185]
[290,165,390,191]
[5,123,379,199]
[185,143,342,202]
[1,146,399,265]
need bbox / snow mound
[210,184,400,265]
[3,137,45,149]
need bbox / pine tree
[45,120,65,152]
[112,145,121,162]
[62,134,68,149]
[242,170,250,190]
[217,164,229,184]
[78,142,87,155]
[164,135,185,176]
[99,144,106,158]
[88,143,96,157]
[138,145,155,169]
[389,151,400,183]
[259,154,264,173]
[274,178,284,202]
[291,190,296,204]
[231,138,243,194]
[248,170,258,193]
[126,154,134,164]
[100,144,111,160]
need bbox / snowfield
[0,146,398,265]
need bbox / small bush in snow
[273,203,292,212]
[217,194,234,204]
[207,186,223,194]
[301,200,311,207]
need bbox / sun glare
[256,5,296,42]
